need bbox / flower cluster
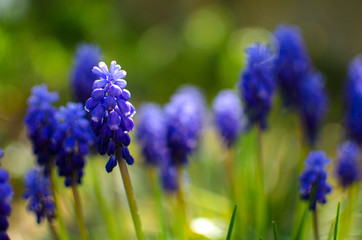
[71,43,102,104]
[299,151,332,211]
[23,168,55,224]
[0,150,12,240]
[273,25,311,107]
[297,72,328,145]
[212,89,244,148]
[335,141,360,188]
[53,103,94,186]
[85,61,136,172]
[24,85,59,175]
[345,56,362,144]
[165,85,206,166]
[273,24,328,145]
[136,103,169,166]
[239,42,276,129]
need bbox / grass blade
[327,222,334,240]
[334,202,341,240]
[226,205,237,240]
[272,221,278,240]
[294,207,309,240]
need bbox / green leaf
[226,205,237,240]
[272,221,278,240]
[334,202,341,240]
[327,222,334,240]
[294,207,309,240]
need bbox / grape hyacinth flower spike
[71,43,102,104]
[273,24,311,107]
[212,89,244,148]
[165,85,206,167]
[0,149,13,240]
[53,103,94,187]
[136,103,169,167]
[299,151,332,240]
[52,102,93,240]
[85,61,144,239]
[24,85,59,175]
[239,42,276,130]
[345,56,362,144]
[335,141,360,188]
[23,167,59,239]
[85,61,135,173]
[297,71,328,146]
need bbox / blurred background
[1,0,362,239]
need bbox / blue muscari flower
[23,167,55,224]
[239,42,276,129]
[165,85,206,166]
[345,56,362,144]
[0,150,12,240]
[71,43,102,104]
[25,85,59,175]
[136,103,169,166]
[212,89,245,148]
[52,103,94,186]
[297,71,328,145]
[273,24,311,107]
[85,61,136,172]
[299,151,332,211]
[161,163,179,193]
[335,141,360,188]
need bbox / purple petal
[93,79,107,89]
[109,85,122,97]
[91,105,105,123]
[85,98,99,112]
[114,79,127,88]
[103,95,116,110]
[117,99,130,114]
[92,67,106,79]
[91,88,105,100]
[107,110,121,130]
[120,89,131,100]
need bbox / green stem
[312,210,319,240]
[49,167,69,240]
[71,179,88,240]
[176,167,188,240]
[91,161,119,239]
[225,148,235,201]
[48,219,60,240]
[256,127,267,237]
[148,168,168,240]
[116,149,145,240]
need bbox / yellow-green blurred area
[1,0,362,239]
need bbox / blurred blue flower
[71,43,102,104]
[165,85,206,166]
[299,151,332,211]
[136,103,169,166]
[273,24,311,107]
[25,85,59,175]
[85,61,136,172]
[345,56,362,144]
[212,89,245,148]
[53,103,94,187]
[0,150,12,240]
[297,71,328,145]
[239,42,276,129]
[23,167,55,224]
[161,163,179,193]
[335,141,360,188]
